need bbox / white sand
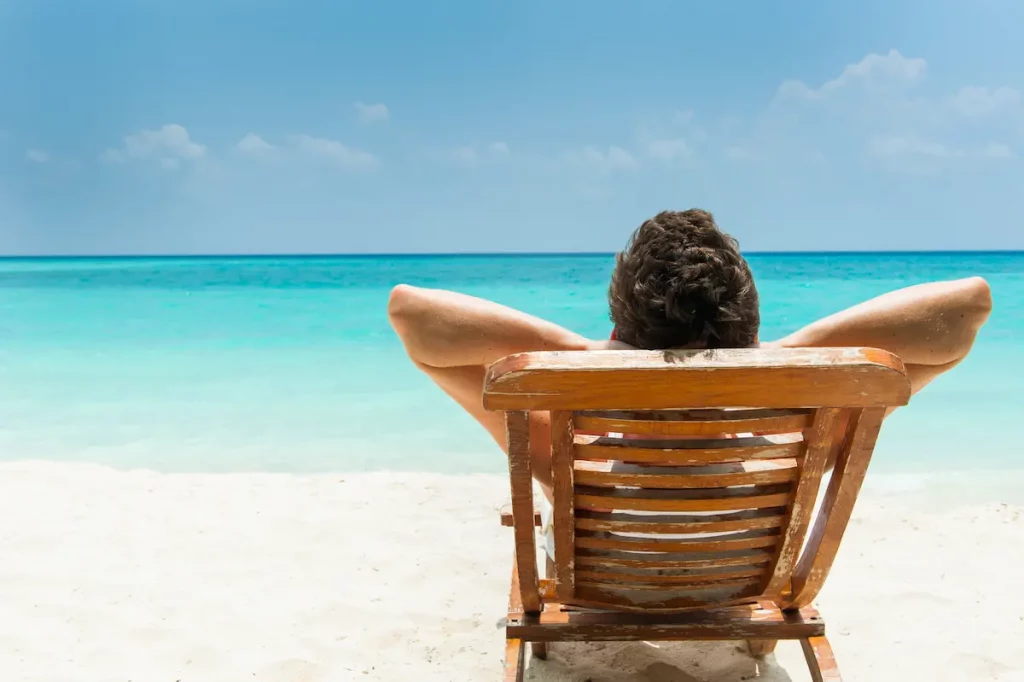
[2,463,1023,682]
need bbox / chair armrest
[499,503,542,527]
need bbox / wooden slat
[575,408,813,436]
[572,581,762,611]
[506,411,540,613]
[575,528,779,554]
[506,603,826,641]
[573,458,800,489]
[576,547,774,570]
[499,504,541,527]
[549,410,575,602]
[763,408,840,597]
[483,348,910,411]
[576,485,792,512]
[575,433,804,465]
[575,509,786,534]
[576,576,761,592]
[788,407,886,609]
[575,566,765,586]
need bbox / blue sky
[2,0,1023,254]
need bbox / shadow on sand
[524,640,794,682]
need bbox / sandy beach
[2,462,1023,682]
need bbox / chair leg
[504,639,525,682]
[747,639,778,657]
[531,555,555,660]
[801,636,841,682]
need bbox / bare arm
[387,284,592,369]
[387,285,597,489]
[769,277,993,395]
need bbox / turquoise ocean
[0,253,1020,475]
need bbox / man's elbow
[941,276,992,365]
[387,284,422,331]
[387,284,438,368]
[960,276,993,329]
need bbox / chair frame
[485,348,910,682]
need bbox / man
[388,209,992,491]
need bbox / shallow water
[0,252,1020,473]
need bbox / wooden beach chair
[487,348,910,681]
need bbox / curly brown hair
[608,209,760,349]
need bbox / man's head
[608,209,759,350]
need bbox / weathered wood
[500,505,541,527]
[506,559,528,679]
[576,576,761,590]
[575,433,804,465]
[575,509,786,534]
[577,573,761,593]
[503,639,525,682]
[506,411,541,613]
[550,411,575,602]
[506,602,826,641]
[492,348,906,674]
[576,547,774,570]
[536,579,559,601]
[748,639,779,657]
[508,561,524,614]
[575,528,780,554]
[575,585,763,612]
[483,348,909,411]
[576,485,792,512]
[763,408,838,597]
[573,458,800,489]
[802,636,842,681]
[533,557,556,660]
[575,566,765,586]
[575,408,813,436]
[788,408,886,609]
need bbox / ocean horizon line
[2,249,1023,261]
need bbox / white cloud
[489,141,510,155]
[26,149,48,163]
[236,133,273,154]
[949,86,1022,118]
[291,134,379,171]
[566,145,639,173]
[870,136,1014,162]
[740,50,1021,174]
[776,49,926,101]
[102,124,205,166]
[354,101,389,124]
[647,138,691,162]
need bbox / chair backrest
[483,348,910,614]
